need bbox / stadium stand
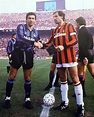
[0,9,94,58]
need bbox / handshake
[34,41,43,49]
[46,45,64,56]
[34,41,64,56]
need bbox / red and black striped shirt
[46,22,77,64]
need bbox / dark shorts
[78,56,94,64]
[9,49,34,69]
[52,55,56,63]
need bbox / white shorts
[56,62,78,68]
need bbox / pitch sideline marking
[39,74,56,117]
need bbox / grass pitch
[0,59,94,117]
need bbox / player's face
[13,34,16,39]
[53,12,63,25]
[75,22,80,28]
[26,15,36,27]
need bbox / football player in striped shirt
[43,11,84,117]
[4,12,43,109]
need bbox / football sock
[6,79,14,97]
[74,82,84,106]
[24,81,31,98]
[61,81,69,105]
[49,71,54,85]
[79,75,86,94]
[7,66,10,73]
[54,72,59,84]
[79,75,83,80]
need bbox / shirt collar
[79,25,85,29]
[25,24,35,32]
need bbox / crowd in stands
[0,9,94,30]
[0,9,94,58]
[0,35,10,58]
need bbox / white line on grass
[39,74,56,117]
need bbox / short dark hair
[76,17,86,26]
[12,32,16,38]
[26,12,36,20]
[53,11,65,21]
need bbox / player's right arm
[17,24,34,44]
[6,40,12,58]
[42,31,54,49]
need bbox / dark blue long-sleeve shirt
[7,39,16,55]
[15,24,40,52]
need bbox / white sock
[61,82,69,105]
[74,82,84,106]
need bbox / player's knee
[71,74,79,83]
[9,73,16,80]
[50,68,55,72]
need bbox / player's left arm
[65,24,77,48]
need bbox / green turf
[0,59,94,117]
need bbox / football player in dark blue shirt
[6,32,16,73]
[4,12,43,109]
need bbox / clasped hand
[34,42,43,49]
[55,45,64,52]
